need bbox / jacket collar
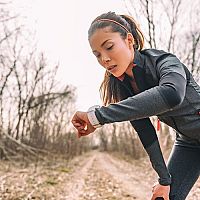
[117,50,145,82]
[134,50,145,67]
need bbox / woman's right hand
[71,111,96,138]
[151,182,170,200]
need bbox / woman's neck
[125,63,134,79]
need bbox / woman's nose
[102,56,111,63]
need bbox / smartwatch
[87,105,102,128]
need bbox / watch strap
[87,105,102,128]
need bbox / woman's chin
[114,73,125,79]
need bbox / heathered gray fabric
[146,140,171,185]
[95,49,200,141]
[142,49,200,141]
[167,140,200,199]
[95,86,171,124]
[158,57,186,83]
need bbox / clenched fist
[71,111,96,138]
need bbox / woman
[71,11,200,200]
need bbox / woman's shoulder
[140,48,173,57]
[140,48,179,65]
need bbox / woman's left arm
[93,54,187,125]
[71,54,187,138]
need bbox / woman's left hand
[151,182,170,200]
[71,111,96,138]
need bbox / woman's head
[88,12,144,78]
[88,12,144,105]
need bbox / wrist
[158,175,172,186]
[87,105,102,129]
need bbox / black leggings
[167,139,200,200]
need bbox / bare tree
[0,2,91,161]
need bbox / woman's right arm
[130,118,171,186]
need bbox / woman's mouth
[108,65,117,72]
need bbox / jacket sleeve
[94,54,187,124]
[130,118,171,185]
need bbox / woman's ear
[127,33,135,49]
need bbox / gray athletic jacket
[93,49,200,185]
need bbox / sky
[12,0,128,110]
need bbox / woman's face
[89,27,134,77]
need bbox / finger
[150,194,154,200]
[75,125,84,130]
[71,121,80,128]
[74,122,82,127]
[71,116,79,123]
[77,126,86,132]
[77,128,87,135]
[78,131,85,138]
[71,117,84,124]
[71,119,83,126]
[72,125,82,132]
[79,129,90,137]
[151,194,159,200]
[73,125,82,130]
[71,112,85,122]
[164,195,169,200]
[78,131,88,138]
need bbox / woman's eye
[94,53,100,58]
[96,54,100,58]
[107,45,113,50]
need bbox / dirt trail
[0,151,199,200]
[63,154,96,200]
[90,153,152,199]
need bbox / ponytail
[120,14,144,51]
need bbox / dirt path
[78,152,155,200]
[0,151,199,200]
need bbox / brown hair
[88,12,144,105]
